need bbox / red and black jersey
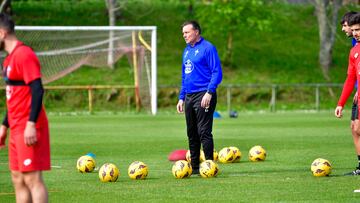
[3,41,47,129]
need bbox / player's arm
[201,46,222,108]
[24,78,44,146]
[335,53,357,118]
[0,111,8,149]
[19,49,43,146]
[205,46,223,93]
[177,58,186,113]
[29,78,44,123]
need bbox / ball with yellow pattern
[98,163,119,182]
[128,161,148,180]
[248,145,267,162]
[76,155,96,173]
[199,160,219,178]
[311,158,332,177]
[172,160,192,179]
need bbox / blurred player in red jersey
[0,13,50,202]
[335,13,360,176]
[337,11,360,176]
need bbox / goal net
[13,26,157,114]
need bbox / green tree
[312,0,342,97]
[196,0,272,68]
[0,0,11,14]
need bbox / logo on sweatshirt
[184,50,189,58]
[195,49,199,56]
[184,59,194,74]
[355,53,359,59]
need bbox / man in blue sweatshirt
[176,20,222,174]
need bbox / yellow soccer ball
[200,160,219,178]
[213,149,218,161]
[76,155,96,173]
[185,150,205,163]
[128,161,148,180]
[98,163,120,182]
[218,147,235,163]
[249,145,267,162]
[229,146,242,162]
[172,160,192,179]
[311,158,332,177]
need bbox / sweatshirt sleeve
[206,45,222,93]
[337,52,357,107]
[179,62,186,100]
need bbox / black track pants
[185,91,217,170]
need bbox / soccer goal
[14,26,157,115]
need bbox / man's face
[342,21,353,37]
[182,24,199,45]
[351,24,360,42]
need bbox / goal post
[14,26,157,115]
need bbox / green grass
[1,112,360,202]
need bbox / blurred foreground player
[339,11,360,175]
[0,13,50,203]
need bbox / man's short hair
[182,20,201,34]
[341,11,358,25]
[348,13,360,26]
[0,13,14,34]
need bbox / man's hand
[335,106,343,118]
[0,125,7,150]
[201,92,212,108]
[177,100,184,113]
[24,121,37,146]
[354,92,358,102]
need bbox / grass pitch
[1,111,360,202]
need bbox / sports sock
[357,155,360,168]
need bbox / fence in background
[33,83,345,114]
[220,83,343,112]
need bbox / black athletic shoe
[344,167,360,176]
[192,168,200,175]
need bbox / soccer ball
[218,147,235,163]
[249,145,267,161]
[311,158,332,177]
[213,149,218,161]
[128,161,148,180]
[200,160,219,178]
[76,155,96,173]
[185,150,205,163]
[229,146,241,162]
[98,163,120,182]
[172,160,192,179]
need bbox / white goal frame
[15,26,158,115]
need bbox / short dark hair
[341,11,357,25]
[0,13,14,34]
[182,20,201,34]
[348,13,360,26]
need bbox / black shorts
[351,101,358,121]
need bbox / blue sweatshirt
[179,37,223,100]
